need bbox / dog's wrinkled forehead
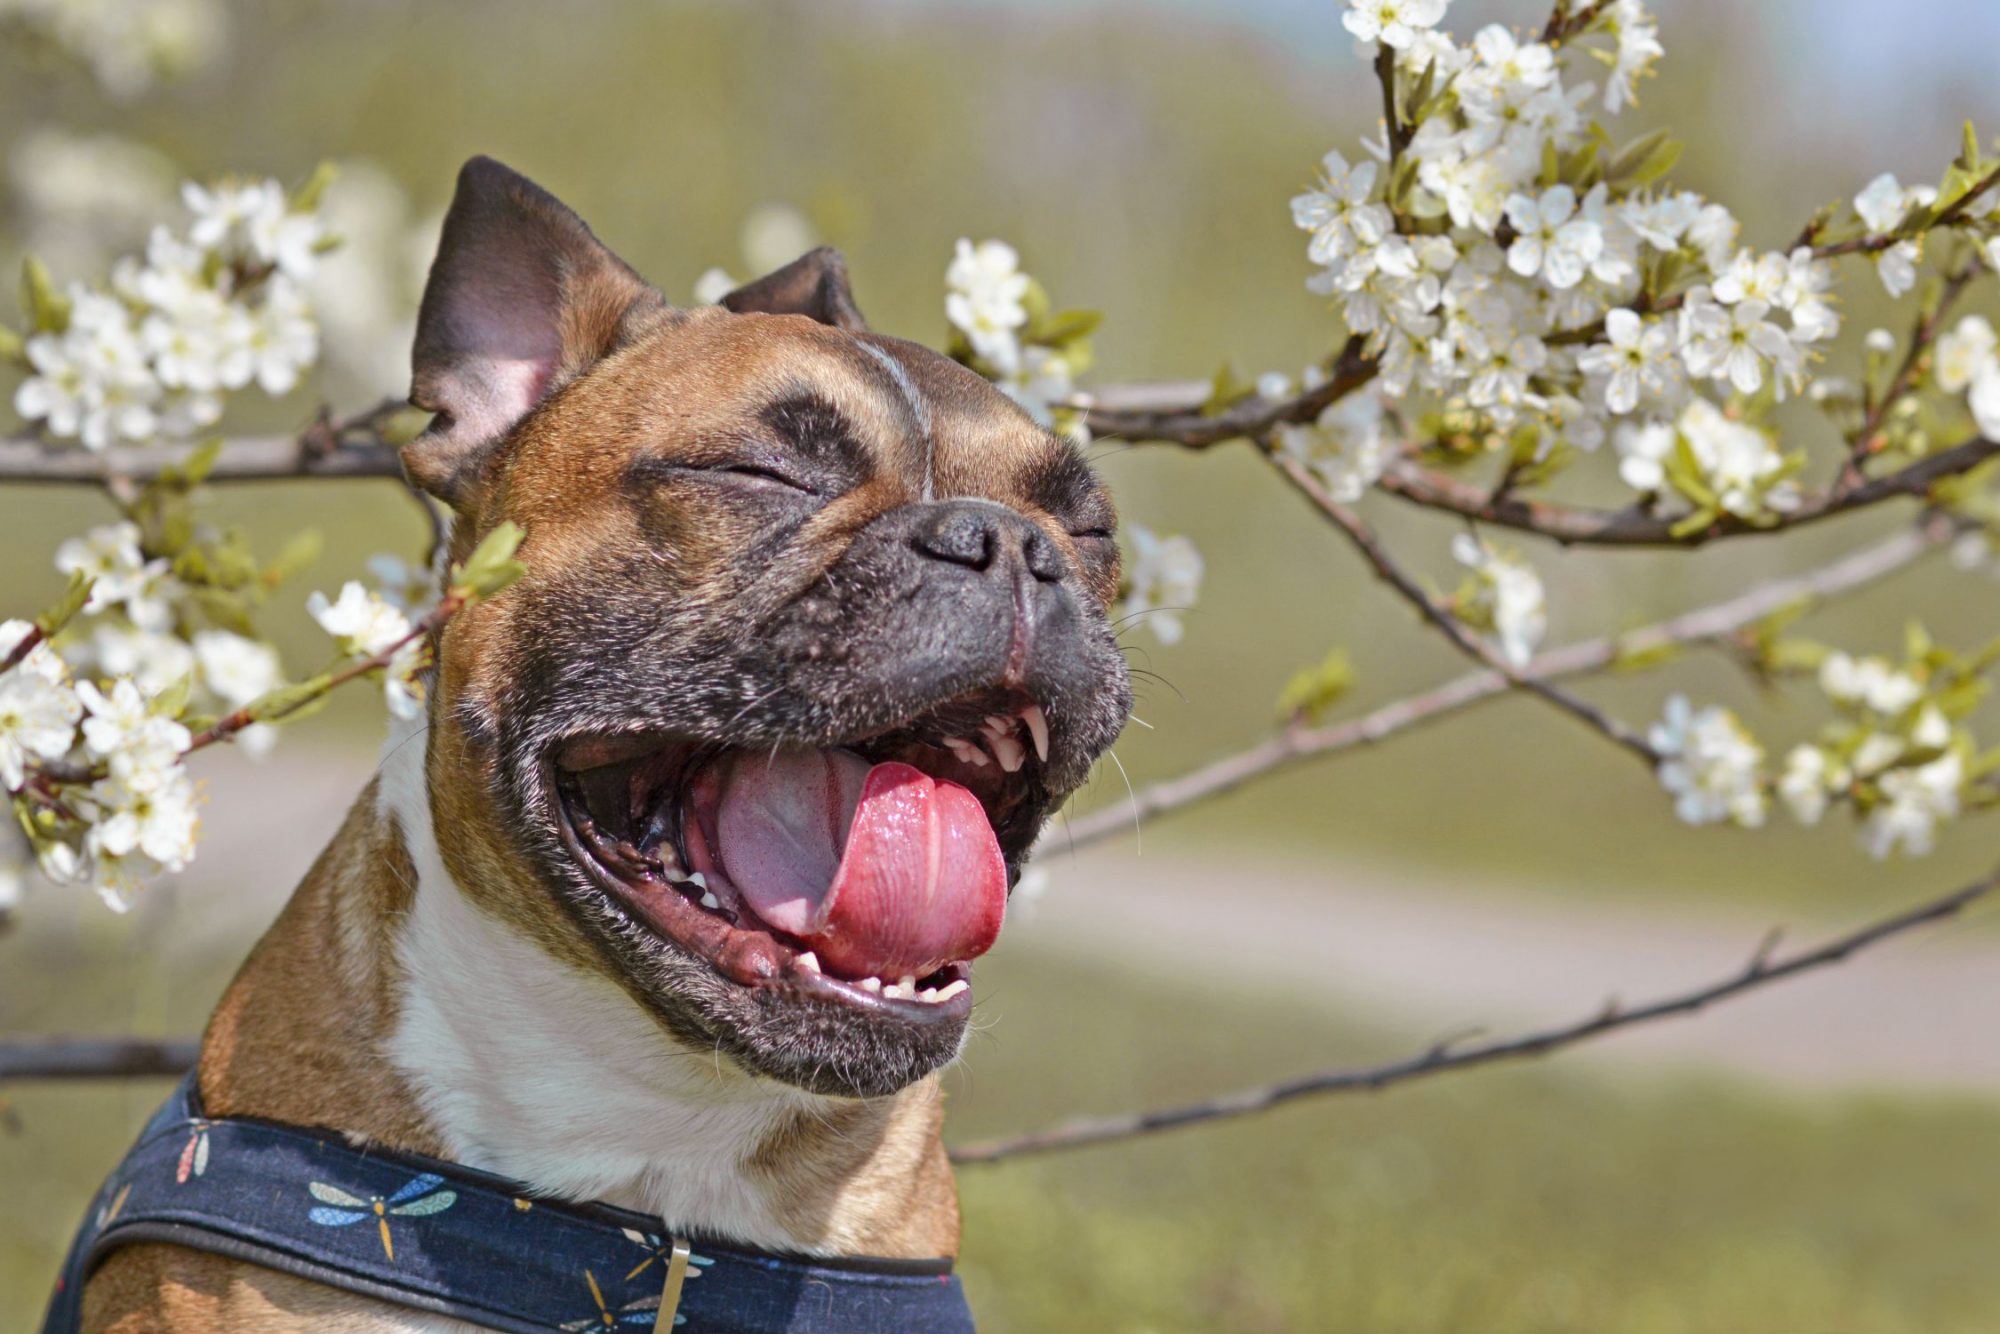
[493,311,1111,588]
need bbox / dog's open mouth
[550,690,1048,1018]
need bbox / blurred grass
[7,943,2000,1330]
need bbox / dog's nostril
[914,511,996,570]
[1022,528,1064,584]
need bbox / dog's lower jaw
[375,714,961,1259]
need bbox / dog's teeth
[918,986,939,1003]
[934,979,969,1002]
[990,731,1026,773]
[982,713,1014,739]
[1019,703,1049,763]
[699,891,720,910]
[796,951,820,974]
[944,735,989,767]
[858,977,882,993]
[898,974,916,989]
[882,981,913,1000]
[686,871,707,889]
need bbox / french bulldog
[72,156,1132,1330]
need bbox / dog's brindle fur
[78,158,1131,1330]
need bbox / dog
[62,156,1132,1330]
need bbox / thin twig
[1057,516,1950,850]
[949,864,2000,1162]
[0,1036,199,1082]
[1835,257,1986,493]
[1,623,45,674]
[1265,446,1659,763]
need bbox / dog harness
[43,1075,976,1332]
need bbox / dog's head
[401,158,1131,1099]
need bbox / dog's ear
[720,246,868,331]
[407,156,665,507]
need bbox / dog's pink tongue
[716,750,1005,980]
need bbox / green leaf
[245,675,335,724]
[1668,505,1720,540]
[1625,137,1683,188]
[1963,120,1983,172]
[180,438,224,486]
[1276,648,1356,725]
[451,521,528,600]
[1610,639,1684,673]
[289,160,338,214]
[20,255,70,333]
[1200,363,1255,418]
[35,571,95,637]
[0,322,22,363]
[264,530,323,586]
[1034,308,1102,346]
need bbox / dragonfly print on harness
[306,1172,459,1260]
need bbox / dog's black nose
[910,501,1064,583]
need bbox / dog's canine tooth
[796,951,820,974]
[1019,703,1049,763]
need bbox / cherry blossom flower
[1863,752,1963,859]
[1504,185,1603,291]
[1450,533,1546,667]
[1649,695,1767,828]
[308,581,414,657]
[945,238,1030,371]
[1579,308,1674,414]
[0,623,82,791]
[1120,525,1204,646]
[1341,0,1449,52]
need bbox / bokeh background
[6,1,2000,1329]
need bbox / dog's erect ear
[720,246,868,331]
[407,156,665,507]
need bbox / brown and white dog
[79,157,1132,1330]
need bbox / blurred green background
[5,1,2000,1329]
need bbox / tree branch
[0,1035,199,1081]
[950,863,2000,1162]
[1056,515,1951,851]
[1265,446,1660,763]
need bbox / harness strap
[43,1075,974,1333]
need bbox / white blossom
[1341,0,1449,51]
[192,630,281,708]
[1450,533,1546,667]
[1936,315,1998,394]
[53,522,179,632]
[1649,694,1767,828]
[1120,525,1204,646]
[1613,419,1674,492]
[1679,293,1795,396]
[1604,0,1663,112]
[308,581,413,657]
[1578,308,1674,414]
[1777,744,1840,826]
[1676,398,1798,519]
[945,239,1030,372]
[0,623,82,790]
[1274,391,1394,502]
[1818,652,1923,716]
[1504,185,1603,291]
[1862,752,1962,859]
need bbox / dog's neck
[196,718,960,1259]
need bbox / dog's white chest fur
[376,718,829,1251]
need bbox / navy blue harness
[43,1075,976,1332]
